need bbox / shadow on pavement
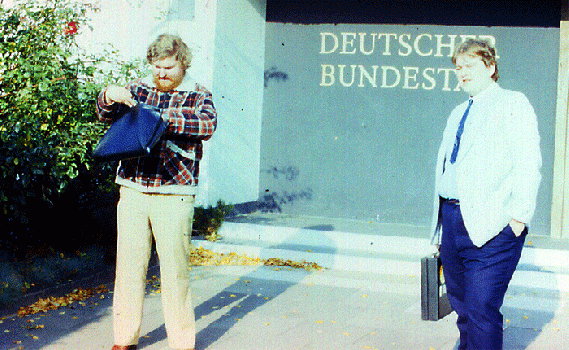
[149,222,337,350]
[0,286,113,350]
[502,277,561,349]
[0,254,163,350]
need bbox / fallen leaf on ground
[189,246,324,271]
[17,285,109,317]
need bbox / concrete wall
[260,23,559,235]
[201,0,266,207]
[552,20,569,239]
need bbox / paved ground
[1,262,568,350]
[1,213,568,349]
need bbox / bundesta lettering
[318,32,496,90]
[320,65,461,91]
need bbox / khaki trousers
[113,186,195,350]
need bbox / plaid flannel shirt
[96,76,217,195]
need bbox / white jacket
[431,83,542,247]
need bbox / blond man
[97,34,217,350]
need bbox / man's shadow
[138,221,337,350]
[501,245,562,350]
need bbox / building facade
[85,0,569,239]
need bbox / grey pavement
[1,213,569,350]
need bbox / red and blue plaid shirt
[96,76,217,195]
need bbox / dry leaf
[189,247,323,271]
[17,285,109,317]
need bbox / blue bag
[93,103,166,161]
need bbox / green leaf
[39,82,48,92]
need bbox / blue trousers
[440,200,526,350]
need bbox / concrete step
[193,221,569,294]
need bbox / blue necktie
[450,99,473,164]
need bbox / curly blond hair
[147,34,192,71]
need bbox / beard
[153,75,183,92]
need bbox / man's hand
[509,219,526,237]
[104,85,136,107]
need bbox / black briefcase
[93,103,166,161]
[421,253,453,321]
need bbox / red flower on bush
[65,21,78,35]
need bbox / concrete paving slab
[1,263,568,350]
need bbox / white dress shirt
[431,82,542,247]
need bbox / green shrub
[0,0,145,257]
[192,201,234,242]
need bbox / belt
[444,198,460,205]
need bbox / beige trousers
[113,186,195,350]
